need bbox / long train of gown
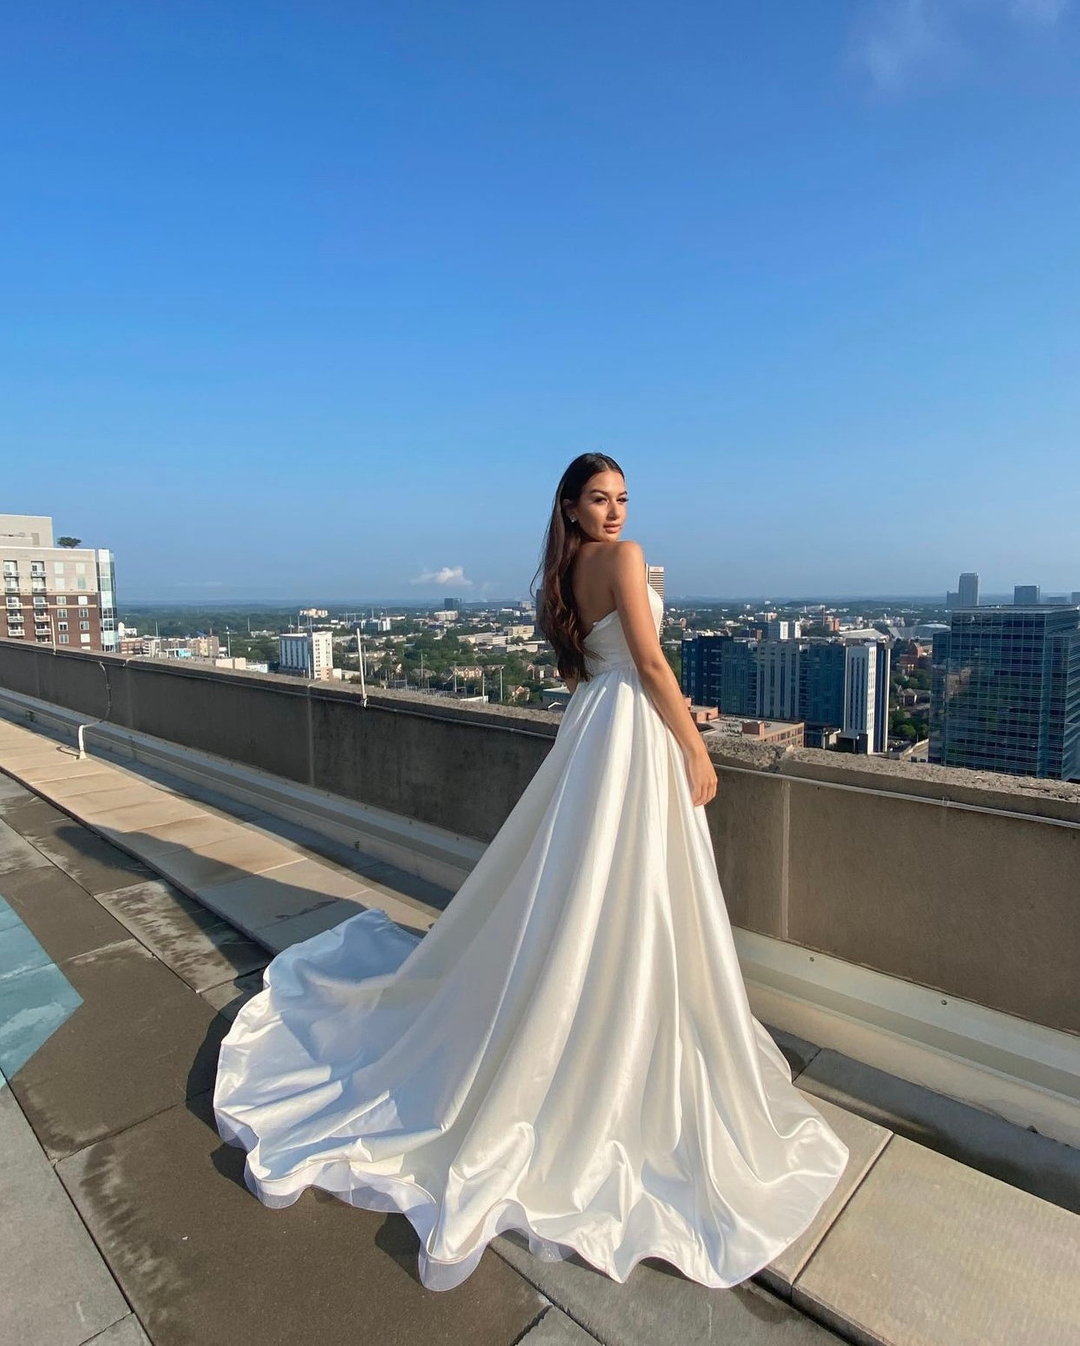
[213,583,850,1291]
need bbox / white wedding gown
[214,584,850,1291]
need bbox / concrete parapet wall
[1,637,1077,1036]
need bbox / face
[563,470,628,543]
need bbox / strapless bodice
[583,584,664,676]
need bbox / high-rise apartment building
[757,640,801,721]
[278,630,334,680]
[930,607,1080,780]
[843,642,887,754]
[799,642,847,732]
[680,635,757,717]
[958,572,979,608]
[680,633,889,753]
[1014,585,1040,606]
[0,513,117,652]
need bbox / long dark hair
[531,452,625,684]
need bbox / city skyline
[3,5,1079,599]
[89,580,1080,607]
[50,563,1080,609]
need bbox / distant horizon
[115,591,1058,610]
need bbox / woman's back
[568,540,621,634]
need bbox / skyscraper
[843,642,890,755]
[1014,585,1040,605]
[958,572,979,608]
[646,564,665,599]
[930,606,1080,780]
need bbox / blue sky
[2,2,1078,602]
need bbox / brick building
[0,514,117,652]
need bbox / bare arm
[609,543,716,810]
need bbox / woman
[214,453,850,1292]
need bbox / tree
[56,536,82,548]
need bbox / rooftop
[1,639,1079,1345]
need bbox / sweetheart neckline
[584,609,619,638]
[583,588,661,640]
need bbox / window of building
[59,633,69,643]
[77,578,87,590]
[75,562,86,574]
[58,622,68,631]
[53,561,65,574]
[79,621,90,631]
[57,607,68,618]
[80,634,91,644]
[78,595,88,606]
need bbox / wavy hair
[530,452,625,684]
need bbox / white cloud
[410,565,473,587]
[860,0,947,93]
[851,0,1069,91]
[1010,0,1068,21]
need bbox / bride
[214,452,850,1292]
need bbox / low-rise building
[693,706,805,747]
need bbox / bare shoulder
[611,539,644,572]
[606,540,650,604]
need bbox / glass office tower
[930,606,1080,780]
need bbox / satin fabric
[214,584,850,1291]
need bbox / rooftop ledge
[0,639,1076,1124]
[1,649,1079,1344]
